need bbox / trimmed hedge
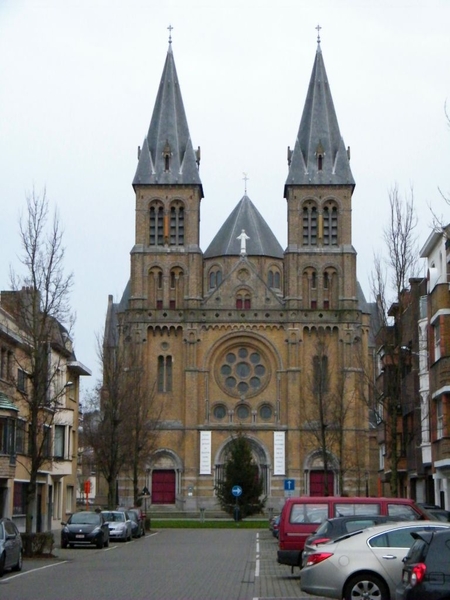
[22,531,55,557]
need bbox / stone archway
[214,435,271,497]
[304,449,339,496]
[148,449,183,505]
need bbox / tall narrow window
[268,270,281,289]
[236,292,251,310]
[150,204,164,246]
[157,356,173,392]
[54,425,65,459]
[170,203,184,245]
[313,355,329,395]
[303,204,318,246]
[323,203,338,246]
[209,269,222,290]
[318,154,323,170]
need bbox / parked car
[416,502,450,522]
[128,507,145,535]
[127,510,144,538]
[300,521,450,600]
[61,511,110,549]
[396,528,450,599]
[102,510,132,542]
[278,495,428,569]
[0,518,23,576]
[302,515,402,566]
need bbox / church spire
[133,42,203,192]
[285,40,354,191]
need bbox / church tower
[104,34,372,512]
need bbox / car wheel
[344,573,389,600]
[12,551,23,572]
[61,539,68,549]
[0,553,5,577]
[96,536,104,549]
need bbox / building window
[379,443,385,470]
[157,355,172,393]
[170,202,184,245]
[437,397,444,439]
[218,346,269,397]
[0,417,15,455]
[43,425,52,458]
[209,269,222,290]
[213,404,227,420]
[268,270,281,289]
[236,404,250,420]
[236,292,251,310]
[434,320,441,361]
[323,203,338,246]
[16,419,26,454]
[54,425,65,459]
[303,204,318,246]
[149,203,164,246]
[13,482,28,515]
[313,355,329,395]
[259,404,273,420]
[17,369,27,393]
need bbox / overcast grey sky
[1,0,449,394]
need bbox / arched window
[157,355,172,392]
[268,269,281,289]
[149,203,164,246]
[303,203,318,246]
[236,291,251,310]
[323,202,338,246]
[170,202,184,246]
[209,268,222,290]
[318,154,323,171]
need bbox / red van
[277,496,428,569]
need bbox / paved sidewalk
[255,529,322,600]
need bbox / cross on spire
[316,24,322,44]
[242,172,249,194]
[168,24,173,44]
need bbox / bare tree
[370,185,419,497]
[9,188,74,533]
[84,336,161,508]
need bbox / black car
[416,502,450,522]
[126,510,144,538]
[302,514,400,566]
[61,511,110,549]
[396,528,450,599]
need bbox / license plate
[75,534,85,538]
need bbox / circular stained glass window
[236,404,250,419]
[259,404,273,420]
[216,345,270,398]
[213,404,227,420]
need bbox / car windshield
[108,512,125,522]
[128,512,138,522]
[70,513,100,525]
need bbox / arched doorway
[304,450,339,496]
[149,449,183,505]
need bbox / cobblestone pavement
[255,529,320,600]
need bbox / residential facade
[104,37,374,513]
[0,289,90,532]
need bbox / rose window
[217,346,269,397]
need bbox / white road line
[255,532,260,577]
[1,560,68,581]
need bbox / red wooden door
[309,470,334,496]
[152,470,176,504]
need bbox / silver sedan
[300,521,450,600]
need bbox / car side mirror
[61,521,67,526]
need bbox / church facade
[105,37,373,512]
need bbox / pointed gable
[204,195,283,259]
[133,43,203,191]
[285,42,354,191]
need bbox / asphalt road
[0,529,323,600]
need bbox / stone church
[105,36,373,512]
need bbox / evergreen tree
[215,434,266,519]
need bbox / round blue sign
[232,485,242,497]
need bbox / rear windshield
[290,503,328,524]
[334,503,380,516]
[405,538,428,562]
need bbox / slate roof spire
[133,43,203,191]
[285,40,354,191]
[204,195,283,259]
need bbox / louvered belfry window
[150,204,164,245]
[323,203,338,246]
[170,203,184,245]
[303,205,317,246]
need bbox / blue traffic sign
[232,485,242,497]
[284,479,295,491]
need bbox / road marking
[1,561,68,581]
[255,533,260,577]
